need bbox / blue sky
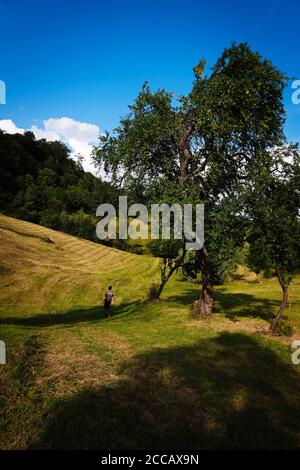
[0,0,300,171]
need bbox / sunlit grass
[0,214,300,449]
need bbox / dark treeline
[0,130,118,242]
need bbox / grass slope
[0,214,300,449]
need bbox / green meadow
[0,214,300,449]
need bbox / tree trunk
[198,275,213,317]
[155,278,168,299]
[154,249,187,299]
[270,265,289,334]
[194,248,214,317]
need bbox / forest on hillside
[0,130,120,243]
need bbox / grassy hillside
[0,214,300,449]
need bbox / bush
[274,318,294,337]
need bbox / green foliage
[245,146,300,286]
[243,146,300,331]
[0,130,118,242]
[40,210,98,241]
[245,242,271,276]
[148,238,182,259]
[94,43,287,198]
[190,42,286,154]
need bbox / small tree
[148,239,186,299]
[245,146,300,333]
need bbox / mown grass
[0,214,300,449]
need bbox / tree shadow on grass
[0,302,138,327]
[214,290,277,321]
[165,288,199,305]
[29,332,300,449]
[166,288,277,322]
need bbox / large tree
[93,43,287,316]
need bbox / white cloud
[0,119,24,134]
[30,125,60,142]
[44,117,99,143]
[0,117,101,175]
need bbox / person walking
[103,285,114,317]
